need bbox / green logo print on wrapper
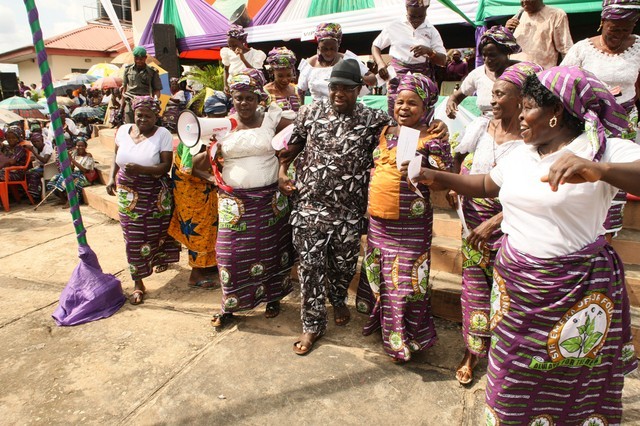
[153,189,172,218]
[117,185,139,220]
[528,414,554,426]
[530,293,613,371]
[408,252,430,302]
[218,195,245,229]
[364,248,381,299]
[409,198,426,218]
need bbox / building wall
[18,55,118,85]
[131,0,157,44]
[15,60,41,87]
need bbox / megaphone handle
[208,143,233,193]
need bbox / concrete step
[430,270,462,323]
[611,228,640,266]
[431,235,463,275]
[83,184,118,221]
[432,208,461,239]
[632,306,640,359]
[98,127,116,151]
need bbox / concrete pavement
[1,202,639,425]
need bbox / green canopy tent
[476,0,603,23]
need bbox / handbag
[84,168,99,183]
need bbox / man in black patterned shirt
[279,59,394,355]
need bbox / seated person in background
[203,91,229,118]
[45,107,79,150]
[505,0,573,69]
[46,137,95,208]
[0,126,29,182]
[26,131,54,200]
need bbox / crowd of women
[94,0,640,424]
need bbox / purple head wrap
[498,61,544,89]
[314,23,342,44]
[396,72,439,124]
[132,95,160,114]
[5,125,24,141]
[30,131,43,143]
[227,24,248,42]
[229,68,268,102]
[480,25,522,55]
[266,47,297,70]
[602,0,640,21]
[537,66,631,161]
[406,0,429,6]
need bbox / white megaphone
[177,110,238,155]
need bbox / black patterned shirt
[289,99,393,226]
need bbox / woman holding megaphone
[209,68,294,329]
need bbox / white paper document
[455,195,471,239]
[407,155,423,198]
[396,125,420,171]
[375,66,397,86]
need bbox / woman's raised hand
[541,152,604,192]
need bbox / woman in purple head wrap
[264,47,300,112]
[356,72,454,362]
[221,24,267,95]
[0,126,29,190]
[298,23,375,101]
[209,67,295,330]
[447,61,541,385]
[105,94,181,305]
[447,26,521,118]
[408,65,640,425]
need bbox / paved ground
[1,201,640,425]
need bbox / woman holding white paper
[355,73,452,362]
[449,62,540,385]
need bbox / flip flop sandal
[455,365,474,385]
[189,279,218,290]
[293,331,324,356]
[211,313,234,330]
[154,264,168,273]
[264,301,281,319]
[130,289,144,305]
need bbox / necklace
[491,121,518,167]
[537,134,580,158]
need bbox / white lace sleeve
[454,116,490,154]
[297,59,311,91]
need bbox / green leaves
[560,336,582,354]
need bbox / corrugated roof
[44,23,133,52]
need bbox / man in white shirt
[506,0,574,69]
[371,0,447,114]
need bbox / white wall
[131,0,157,45]
[18,55,117,85]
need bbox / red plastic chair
[0,149,35,212]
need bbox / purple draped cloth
[52,245,126,326]
[485,236,637,425]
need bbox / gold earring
[549,116,557,128]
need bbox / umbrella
[63,72,84,80]
[64,74,97,85]
[71,106,104,120]
[55,96,77,107]
[86,63,120,78]
[92,76,123,90]
[0,108,24,124]
[111,51,161,66]
[24,0,125,327]
[53,80,84,96]
[0,96,46,119]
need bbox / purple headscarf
[5,125,24,141]
[406,0,429,6]
[480,25,521,55]
[227,24,248,43]
[537,66,631,161]
[132,95,160,114]
[602,0,640,21]
[229,68,268,102]
[266,47,297,70]
[396,72,439,124]
[314,23,342,44]
[498,61,544,89]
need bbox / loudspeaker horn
[177,110,237,149]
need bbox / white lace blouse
[561,35,640,105]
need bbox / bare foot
[293,331,324,355]
[334,305,350,326]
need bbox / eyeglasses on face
[328,84,359,93]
